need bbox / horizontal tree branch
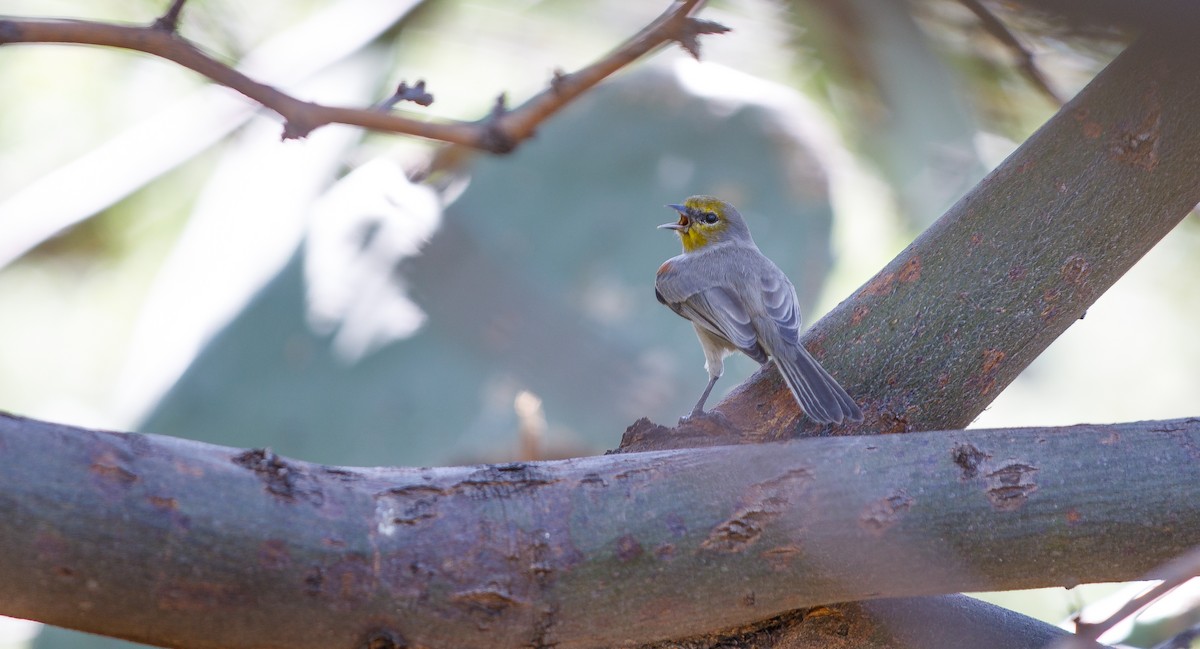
[0,0,725,151]
[1,413,1197,648]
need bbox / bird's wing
[688,286,761,352]
[657,260,758,348]
[664,292,760,362]
[759,270,803,344]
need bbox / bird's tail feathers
[773,342,863,424]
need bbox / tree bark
[619,22,1200,648]
[4,17,1200,649]
[0,413,1196,648]
[625,25,1200,451]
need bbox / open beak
[658,204,689,231]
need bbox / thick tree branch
[614,23,1200,649]
[1,413,1197,648]
[620,25,1200,452]
[0,1,724,151]
[2,12,1198,649]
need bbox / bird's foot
[678,408,732,428]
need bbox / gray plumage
[656,197,863,424]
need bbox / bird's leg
[689,374,720,418]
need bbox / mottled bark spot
[760,544,803,571]
[362,628,407,649]
[860,489,914,534]
[232,448,323,505]
[156,580,248,612]
[862,270,897,297]
[375,486,443,535]
[980,349,1005,375]
[1061,254,1091,286]
[984,462,1039,510]
[952,443,989,479]
[304,554,377,610]
[702,469,811,553]
[898,256,922,283]
[616,534,644,562]
[451,586,524,619]
[147,495,177,510]
[850,304,870,326]
[1111,110,1161,171]
[90,448,138,487]
[258,539,291,569]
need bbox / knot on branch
[362,628,407,649]
[281,108,321,141]
[232,447,324,504]
[480,93,517,154]
[152,0,189,33]
[549,68,568,95]
[380,80,434,110]
[673,18,731,59]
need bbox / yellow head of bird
[658,195,751,252]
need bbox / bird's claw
[678,409,731,428]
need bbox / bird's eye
[702,212,719,224]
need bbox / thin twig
[0,1,726,153]
[496,0,725,147]
[959,0,1063,105]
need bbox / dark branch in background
[0,0,725,153]
[1153,624,1200,649]
[959,0,1063,105]
[1050,544,1200,649]
[151,0,189,33]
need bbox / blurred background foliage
[2,1,1199,648]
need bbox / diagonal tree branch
[0,1,725,151]
[2,11,1199,649]
[620,23,1200,453]
[0,413,1195,648]
[613,22,1200,649]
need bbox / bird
[655,195,863,424]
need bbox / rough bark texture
[4,19,1200,649]
[621,26,1200,451]
[0,413,1196,648]
[617,23,1200,648]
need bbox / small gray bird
[655,195,863,424]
